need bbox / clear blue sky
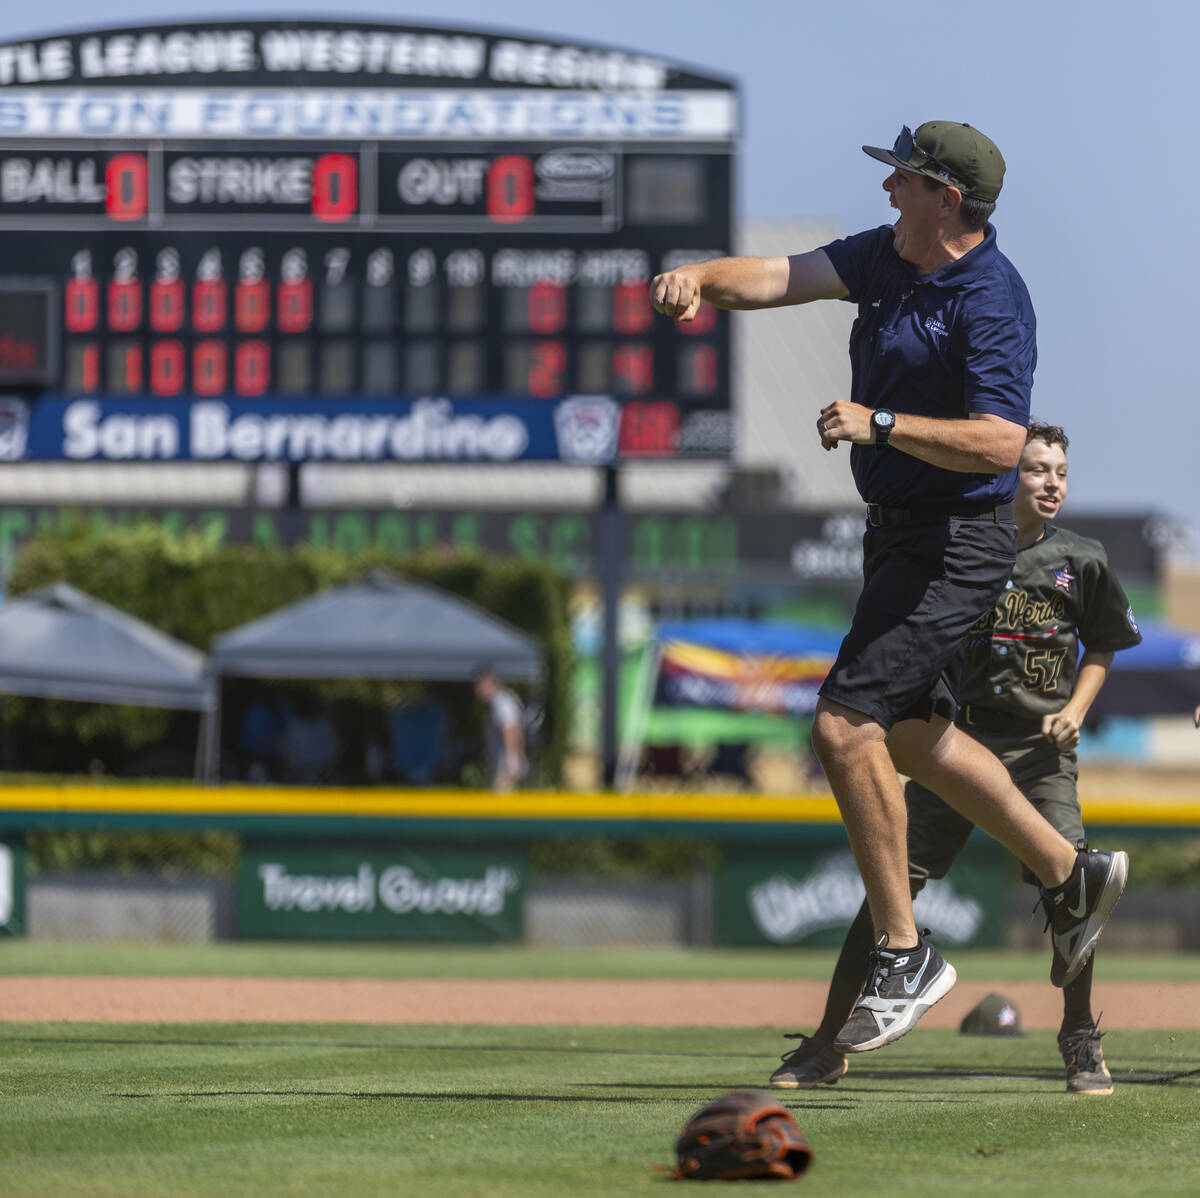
[6,0,1198,533]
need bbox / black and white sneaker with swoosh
[832,931,956,1054]
[1040,849,1129,987]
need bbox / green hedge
[26,829,241,879]
[3,519,571,785]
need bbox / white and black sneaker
[832,931,957,1054]
[1040,849,1129,987]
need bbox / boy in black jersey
[771,423,1142,1095]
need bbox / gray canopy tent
[0,582,216,776]
[201,571,544,781]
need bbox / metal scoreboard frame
[0,20,738,465]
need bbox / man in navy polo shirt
[650,121,1128,1053]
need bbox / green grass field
[4,940,1200,981]
[2,1023,1197,1197]
[2,943,1198,1196]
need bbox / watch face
[875,411,895,428]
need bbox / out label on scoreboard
[377,148,615,228]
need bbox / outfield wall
[2,784,1198,948]
[3,783,1196,838]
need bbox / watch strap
[872,409,894,447]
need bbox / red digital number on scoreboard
[311,154,358,223]
[613,282,653,335]
[528,281,566,334]
[65,277,99,333]
[149,278,185,332]
[277,278,313,333]
[528,340,566,397]
[235,341,270,396]
[79,344,100,393]
[192,340,227,396]
[105,154,148,222]
[114,343,143,392]
[613,344,653,394]
[150,340,184,396]
[487,156,534,224]
[235,279,270,333]
[680,344,719,395]
[192,279,227,333]
[107,277,142,332]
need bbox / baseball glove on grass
[670,1089,814,1181]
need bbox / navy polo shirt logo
[924,316,948,337]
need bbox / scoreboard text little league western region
[0,21,737,465]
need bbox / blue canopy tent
[1087,620,1200,720]
[616,619,844,789]
[0,583,216,779]
[201,571,543,782]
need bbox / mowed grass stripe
[2,940,1200,981]
[0,1024,1197,1197]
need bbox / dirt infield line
[0,977,1193,1028]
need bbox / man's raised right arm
[649,249,848,323]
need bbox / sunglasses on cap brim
[892,126,962,190]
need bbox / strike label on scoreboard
[0,20,737,463]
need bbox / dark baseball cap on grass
[863,122,1006,203]
[959,992,1024,1036]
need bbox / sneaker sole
[1067,1080,1114,1095]
[833,962,958,1054]
[770,1057,849,1089]
[1058,852,1128,987]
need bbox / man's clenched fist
[650,269,704,322]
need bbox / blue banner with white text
[0,393,621,464]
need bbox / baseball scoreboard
[0,21,737,464]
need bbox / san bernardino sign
[0,395,622,464]
[238,841,524,941]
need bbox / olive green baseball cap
[959,992,1024,1037]
[863,122,1006,203]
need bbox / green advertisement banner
[239,841,524,942]
[718,845,1011,948]
[0,838,26,938]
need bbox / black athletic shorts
[818,513,1017,730]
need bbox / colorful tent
[617,619,843,787]
[651,619,844,718]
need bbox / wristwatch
[871,408,895,448]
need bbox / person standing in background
[474,667,527,790]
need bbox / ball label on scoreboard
[0,155,106,208]
[0,19,736,461]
